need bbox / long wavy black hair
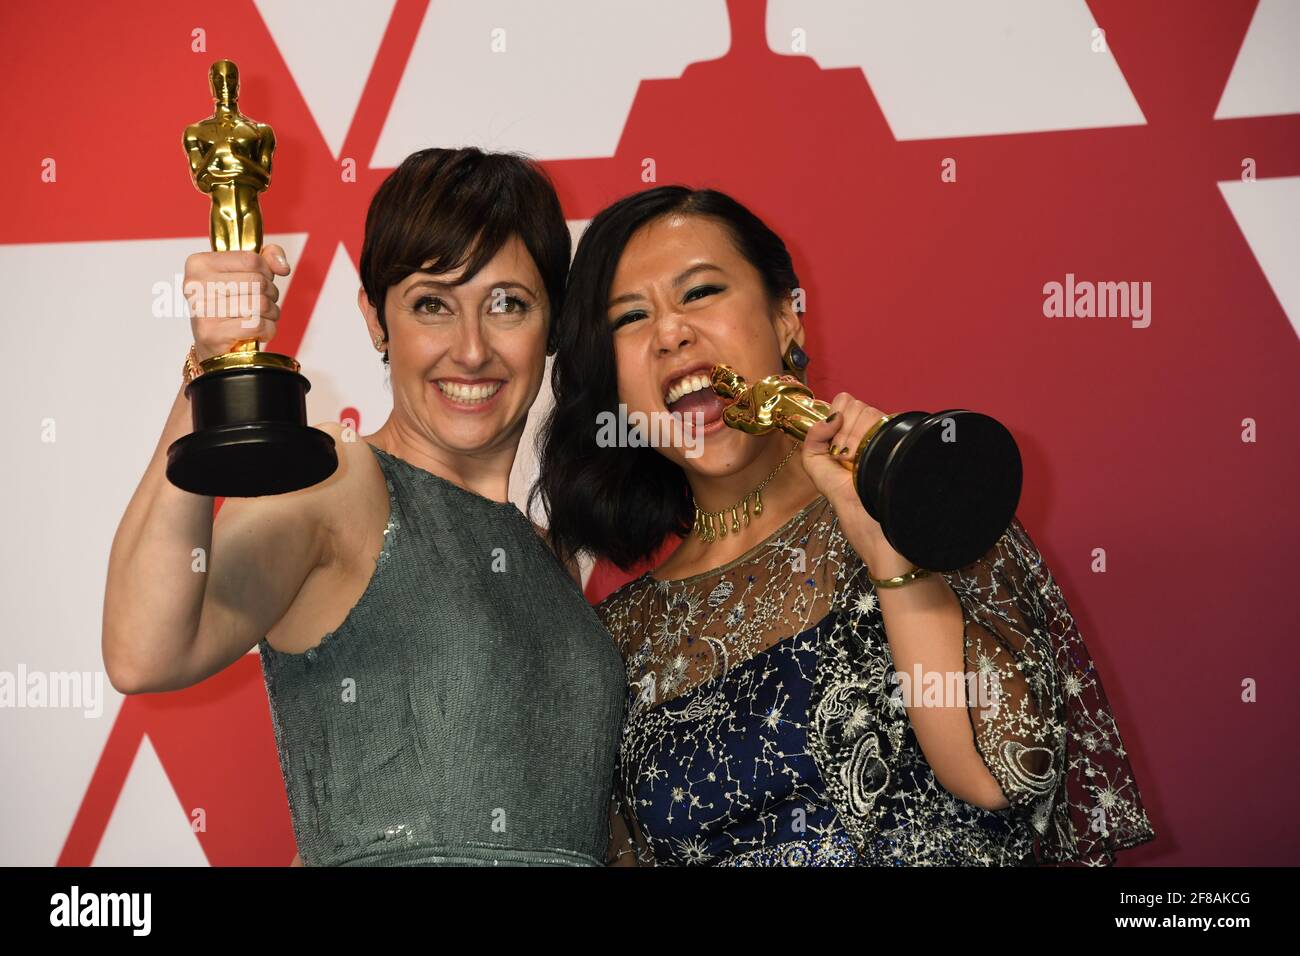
[531,186,800,570]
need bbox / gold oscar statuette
[165,59,337,497]
[709,363,1022,571]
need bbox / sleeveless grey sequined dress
[258,443,625,866]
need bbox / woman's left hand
[802,392,912,577]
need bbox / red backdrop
[2,0,1297,866]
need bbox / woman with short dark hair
[103,147,625,866]
[535,185,1156,866]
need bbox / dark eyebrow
[607,263,726,309]
[405,279,453,295]
[607,289,645,308]
[486,280,540,298]
[406,278,539,298]
[672,263,724,287]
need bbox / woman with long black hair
[536,186,1155,866]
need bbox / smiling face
[606,213,802,476]
[361,234,550,459]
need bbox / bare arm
[804,401,1012,811]
[867,552,1013,810]
[102,246,321,694]
[101,386,328,693]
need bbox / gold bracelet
[182,344,204,386]
[868,564,931,588]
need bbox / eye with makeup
[486,292,533,317]
[610,307,647,331]
[411,294,454,319]
[686,282,728,308]
[610,284,725,331]
[683,283,724,304]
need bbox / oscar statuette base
[854,409,1022,572]
[166,364,338,498]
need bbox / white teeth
[664,373,712,406]
[436,380,503,404]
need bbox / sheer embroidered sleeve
[940,516,1156,864]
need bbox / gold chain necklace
[692,442,799,544]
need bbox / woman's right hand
[184,243,291,361]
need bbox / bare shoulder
[213,423,379,545]
[306,422,388,533]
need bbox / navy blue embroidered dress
[596,496,1155,866]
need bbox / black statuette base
[855,410,1022,572]
[166,365,338,498]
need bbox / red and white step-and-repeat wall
[1,0,1297,866]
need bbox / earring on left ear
[783,341,809,376]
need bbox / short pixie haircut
[359,146,571,363]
